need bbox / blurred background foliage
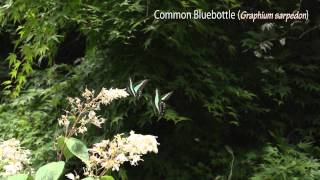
[1,0,320,179]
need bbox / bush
[251,144,320,180]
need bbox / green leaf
[65,137,89,164]
[225,145,233,155]
[22,63,33,74]
[6,53,17,67]
[164,109,190,124]
[9,70,17,79]
[35,161,65,180]
[100,176,115,180]
[57,136,74,160]
[82,178,96,180]
[2,80,12,86]
[7,174,32,180]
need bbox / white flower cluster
[0,139,31,177]
[85,131,159,177]
[96,88,130,105]
[58,88,129,135]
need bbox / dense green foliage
[1,0,320,179]
[251,143,320,179]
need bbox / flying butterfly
[126,77,149,98]
[154,89,173,118]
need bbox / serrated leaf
[9,70,17,79]
[22,63,33,74]
[2,80,12,85]
[6,53,17,67]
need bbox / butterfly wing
[154,89,160,114]
[133,79,149,98]
[161,91,173,101]
[126,77,135,96]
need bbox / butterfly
[126,77,149,98]
[154,89,173,117]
